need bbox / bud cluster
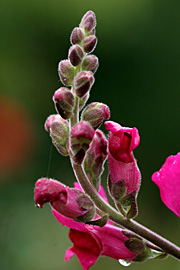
[56,11,98,122]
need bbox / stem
[72,162,180,260]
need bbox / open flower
[51,183,140,270]
[105,121,141,218]
[152,152,180,218]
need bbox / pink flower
[104,121,140,163]
[104,121,141,218]
[34,178,95,222]
[52,183,139,270]
[152,152,180,218]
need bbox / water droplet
[119,259,132,267]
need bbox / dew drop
[119,259,132,267]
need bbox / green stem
[72,162,180,260]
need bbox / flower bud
[58,60,75,86]
[34,178,95,222]
[82,55,99,74]
[68,45,84,66]
[79,10,96,33]
[124,238,145,254]
[84,130,108,190]
[81,102,110,129]
[70,27,84,45]
[70,121,95,164]
[105,121,141,218]
[45,114,69,156]
[74,71,94,98]
[82,35,97,53]
[53,87,75,119]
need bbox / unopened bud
[68,45,84,67]
[84,130,108,190]
[82,35,97,53]
[45,114,69,156]
[70,121,95,164]
[58,60,75,86]
[125,238,145,254]
[34,178,95,222]
[53,87,75,119]
[70,27,84,45]
[82,55,99,74]
[81,102,110,129]
[79,10,96,33]
[74,71,94,98]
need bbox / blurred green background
[1,0,180,269]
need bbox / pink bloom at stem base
[105,121,141,218]
[52,183,141,270]
[152,152,180,218]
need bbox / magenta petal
[52,209,88,232]
[96,224,136,260]
[65,247,75,261]
[104,120,122,133]
[68,229,102,270]
[152,152,180,218]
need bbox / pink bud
[68,45,84,66]
[70,27,84,45]
[82,35,97,53]
[81,102,110,129]
[74,71,94,98]
[70,121,95,164]
[104,121,140,163]
[45,114,69,156]
[53,87,75,119]
[79,10,96,33]
[105,121,141,218]
[84,129,108,190]
[82,54,99,74]
[152,152,180,218]
[34,178,95,222]
[58,60,75,86]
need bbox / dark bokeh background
[1,0,180,269]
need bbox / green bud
[53,87,75,119]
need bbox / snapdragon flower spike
[51,182,147,270]
[74,71,94,98]
[79,10,96,33]
[53,87,75,119]
[152,152,180,218]
[81,102,110,129]
[58,60,75,86]
[70,121,95,165]
[82,55,99,74]
[45,114,69,156]
[105,121,141,219]
[35,178,95,223]
[84,129,108,190]
[70,27,84,45]
[82,35,97,54]
[68,45,84,67]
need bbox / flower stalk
[34,10,180,269]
